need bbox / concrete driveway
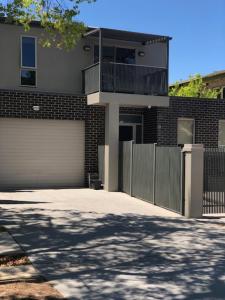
[1,189,225,300]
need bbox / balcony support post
[104,103,119,192]
[166,39,169,94]
[99,29,103,92]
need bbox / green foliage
[169,74,219,99]
[0,0,96,50]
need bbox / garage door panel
[0,118,85,189]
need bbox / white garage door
[0,118,85,189]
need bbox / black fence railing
[203,147,225,214]
[83,62,168,96]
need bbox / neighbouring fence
[203,148,225,214]
[119,142,183,214]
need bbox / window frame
[119,113,143,143]
[20,35,37,87]
[20,69,37,88]
[94,45,136,65]
[177,117,195,145]
[20,35,37,69]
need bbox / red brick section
[0,89,105,184]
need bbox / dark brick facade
[2,89,224,186]
[0,89,105,182]
[156,96,225,147]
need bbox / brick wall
[0,89,105,182]
[157,96,225,147]
[5,90,224,183]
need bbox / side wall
[0,89,105,183]
[157,96,225,147]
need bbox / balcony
[83,28,171,107]
[83,62,168,96]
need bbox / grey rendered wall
[0,23,93,94]
[0,22,168,94]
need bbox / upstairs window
[21,36,37,86]
[177,118,195,145]
[94,46,136,65]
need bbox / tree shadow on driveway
[1,207,225,300]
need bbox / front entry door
[119,114,143,143]
[119,125,133,142]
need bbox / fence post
[182,144,204,218]
[129,140,134,196]
[152,143,157,205]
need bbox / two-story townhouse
[0,19,171,191]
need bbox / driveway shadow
[0,200,50,205]
[1,207,225,299]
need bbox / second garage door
[0,118,85,189]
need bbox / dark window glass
[116,48,135,64]
[119,126,133,142]
[94,46,135,64]
[119,114,142,124]
[21,69,36,86]
[22,37,36,68]
[136,125,142,143]
[94,46,114,63]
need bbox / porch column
[182,144,204,218]
[104,103,119,191]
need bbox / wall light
[33,105,40,111]
[138,51,145,57]
[83,45,91,52]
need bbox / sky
[78,0,225,83]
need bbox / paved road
[0,189,225,299]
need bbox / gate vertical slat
[132,144,155,203]
[120,141,132,195]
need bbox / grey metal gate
[119,142,183,214]
[132,144,155,203]
[155,146,183,213]
[119,141,132,194]
[203,148,225,214]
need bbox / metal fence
[203,148,225,214]
[155,146,183,213]
[119,142,183,214]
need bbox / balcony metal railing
[83,62,168,96]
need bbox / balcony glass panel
[84,62,168,96]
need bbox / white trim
[177,117,195,144]
[20,35,37,69]
[87,92,170,107]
